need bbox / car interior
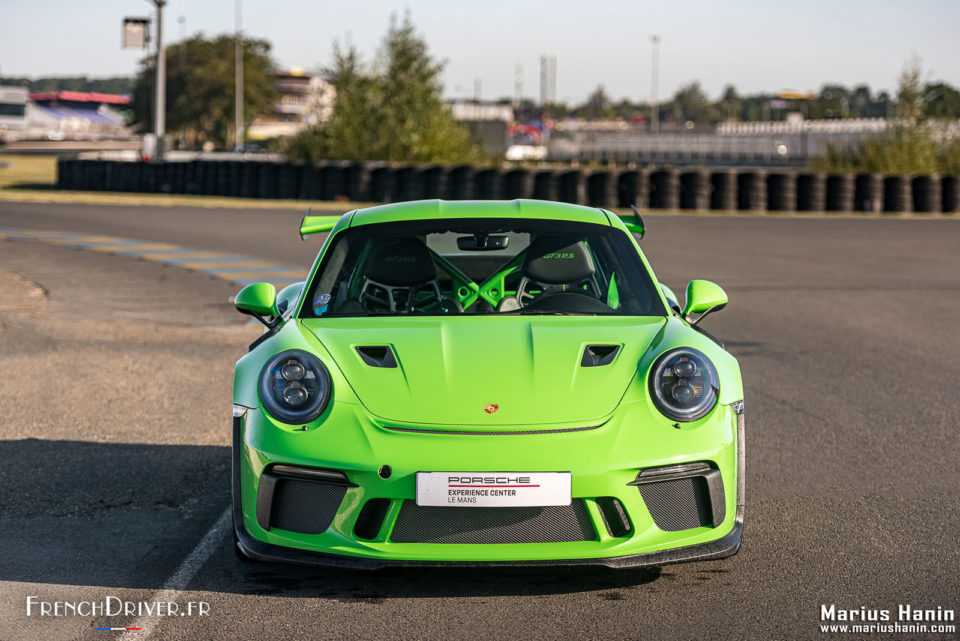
[303,220,662,317]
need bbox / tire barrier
[557,169,585,204]
[387,165,418,202]
[942,175,960,213]
[501,168,534,200]
[587,171,618,209]
[796,173,826,212]
[617,169,649,209]
[883,175,912,213]
[54,159,958,213]
[473,167,503,200]
[299,163,323,200]
[420,165,449,201]
[258,161,278,199]
[277,162,301,200]
[854,173,883,213]
[912,174,941,213]
[533,170,558,201]
[367,165,391,202]
[141,162,159,193]
[322,162,348,201]
[737,171,766,211]
[710,171,737,211]
[825,174,854,212]
[446,165,476,200]
[766,173,796,212]
[679,171,711,210]
[650,169,680,210]
[240,162,260,198]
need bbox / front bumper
[232,401,745,569]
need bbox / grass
[0,153,955,219]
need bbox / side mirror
[235,282,279,327]
[682,280,727,324]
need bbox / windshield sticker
[313,293,331,314]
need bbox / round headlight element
[258,349,331,424]
[649,348,718,422]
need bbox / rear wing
[299,206,644,238]
[614,205,645,238]
[299,209,339,239]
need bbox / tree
[130,34,277,149]
[896,55,924,122]
[813,58,960,174]
[670,81,718,125]
[580,85,614,120]
[285,13,480,163]
[924,82,960,119]
[719,85,741,121]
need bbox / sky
[2,0,959,104]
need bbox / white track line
[118,507,231,640]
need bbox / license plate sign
[416,472,571,507]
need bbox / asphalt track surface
[1,200,958,641]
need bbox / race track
[1,200,958,641]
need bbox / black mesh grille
[638,477,714,531]
[270,478,347,534]
[390,501,596,544]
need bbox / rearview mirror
[235,282,279,327]
[682,280,727,324]
[457,234,509,251]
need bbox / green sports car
[231,199,744,568]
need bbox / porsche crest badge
[483,404,499,414]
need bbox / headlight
[258,349,332,424]
[649,348,718,422]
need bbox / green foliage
[130,34,277,149]
[283,13,480,164]
[814,125,941,174]
[814,58,960,174]
[670,81,719,125]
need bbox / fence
[56,158,960,213]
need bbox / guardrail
[56,159,960,213]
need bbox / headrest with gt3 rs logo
[364,238,438,287]
[522,236,596,284]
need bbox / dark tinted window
[302,218,663,317]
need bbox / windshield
[301,218,664,317]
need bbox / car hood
[301,316,665,428]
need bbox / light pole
[650,35,660,135]
[177,16,186,69]
[151,0,167,160]
[234,0,244,152]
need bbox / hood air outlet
[356,345,398,368]
[581,344,621,367]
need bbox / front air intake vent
[354,498,391,540]
[390,501,596,544]
[596,497,632,537]
[356,345,397,368]
[256,465,355,534]
[581,344,620,367]
[629,462,725,531]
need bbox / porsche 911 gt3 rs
[231,199,744,568]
